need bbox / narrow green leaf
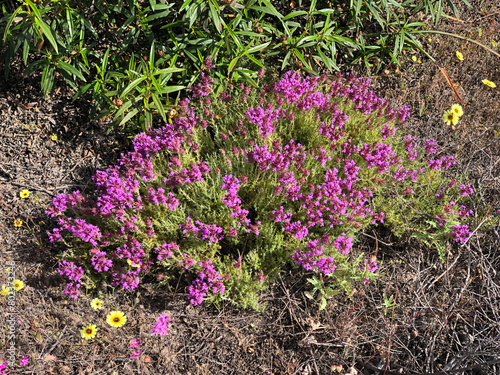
[281,50,291,70]
[114,100,134,118]
[119,108,140,127]
[154,67,184,75]
[208,0,222,33]
[246,41,271,54]
[282,11,308,21]
[159,85,185,94]
[151,93,166,122]
[57,61,86,81]
[36,19,59,54]
[228,55,241,75]
[309,0,317,13]
[243,52,264,68]
[41,64,55,96]
[3,7,22,44]
[22,38,29,65]
[120,76,147,98]
[316,48,332,70]
[149,41,155,70]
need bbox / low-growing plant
[46,67,475,309]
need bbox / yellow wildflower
[1,285,10,297]
[91,298,103,310]
[106,311,127,328]
[451,104,463,117]
[51,135,58,141]
[412,56,417,62]
[14,219,23,227]
[19,190,30,199]
[443,110,458,126]
[13,280,24,291]
[455,51,464,61]
[80,324,98,340]
[482,79,496,88]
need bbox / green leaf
[154,67,184,76]
[57,61,86,81]
[281,50,291,70]
[319,297,327,311]
[41,64,55,96]
[228,55,241,75]
[118,108,140,127]
[149,41,155,70]
[159,85,185,94]
[151,93,166,122]
[3,7,23,44]
[282,11,308,21]
[120,76,148,98]
[208,0,222,33]
[246,41,271,54]
[309,0,317,13]
[36,19,59,54]
[243,52,264,68]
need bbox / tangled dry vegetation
[0,0,499,374]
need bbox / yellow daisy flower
[51,135,58,141]
[13,280,24,291]
[14,219,23,227]
[19,190,30,199]
[455,51,464,61]
[412,56,417,62]
[1,285,11,297]
[443,110,458,126]
[482,79,496,88]
[451,104,463,117]
[106,311,127,328]
[80,324,98,340]
[90,298,103,310]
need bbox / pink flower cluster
[187,260,225,305]
[151,313,172,336]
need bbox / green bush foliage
[1,0,470,132]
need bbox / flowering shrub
[46,68,474,309]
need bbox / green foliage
[1,0,473,133]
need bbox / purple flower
[129,338,140,348]
[20,356,29,366]
[151,314,171,336]
[452,224,471,244]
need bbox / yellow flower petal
[19,190,30,199]
[90,298,103,310]
[482,79,496,88]
[13,280,24,291]
[80,324,98,340]
[106,311,127,328]
[451,104,463,117]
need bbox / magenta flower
[151,314,171,336]
[20,356,29,366]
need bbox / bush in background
[1,0,471,133]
